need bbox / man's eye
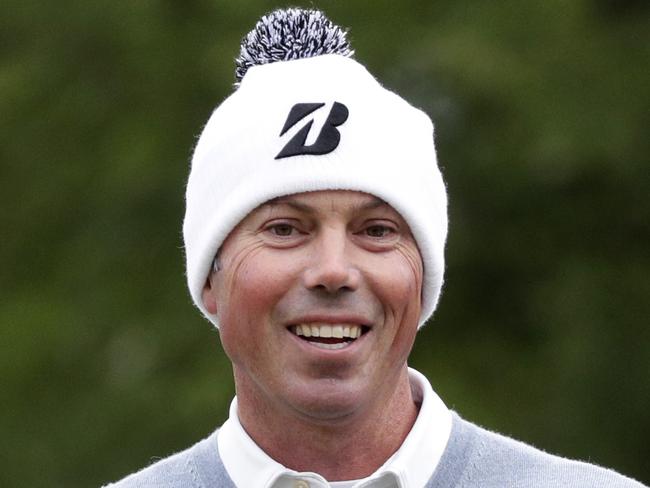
[268,223,296,236]
[365,225,393,238]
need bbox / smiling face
[202,190,423,423]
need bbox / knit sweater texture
[104,412,646,488]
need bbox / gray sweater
[105,412,647,487]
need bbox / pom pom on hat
[235,8,354,83]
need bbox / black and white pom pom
[235,8,354,84]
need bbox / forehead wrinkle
[264,192,391,216]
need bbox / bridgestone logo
[275,102,349,159]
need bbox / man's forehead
[262,191,393,214]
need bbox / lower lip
[306,341,352,350]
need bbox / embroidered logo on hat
[275,102,349,159]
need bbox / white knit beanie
[183,9,448,328]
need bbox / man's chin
[285,380,371,423]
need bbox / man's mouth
[289,323,368,350]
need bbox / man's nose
[302,230,361,294]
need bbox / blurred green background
[2,0,648,486]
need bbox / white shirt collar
[218,368,452,488]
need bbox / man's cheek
[246,253,298,292]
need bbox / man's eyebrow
[355,197,390,211]
[264,197,315,213]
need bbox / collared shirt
[217,368,452,488]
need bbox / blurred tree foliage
[1,0,648,486]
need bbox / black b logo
[275,102,349,159]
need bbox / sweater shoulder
[432,413,647,488]
[102,430,234,488]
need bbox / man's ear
[202,276,218,315]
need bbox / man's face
[202,190,423,421]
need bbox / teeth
[294,323,363,339]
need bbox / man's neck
[234,367,419,481]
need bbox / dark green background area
[2,1,648,486]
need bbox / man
[105,8,646,488]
